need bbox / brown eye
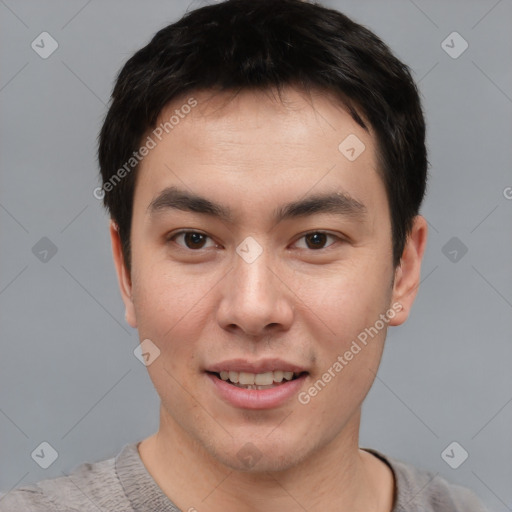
[170,231,215,250]
[183,232,207,249]
[304,232,328,249]
[294,231,340,250]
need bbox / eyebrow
[147,186,367,224]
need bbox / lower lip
[206,372,308,410]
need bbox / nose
[216,246,294,339]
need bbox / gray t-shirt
[0,442,488,511]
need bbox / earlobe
[389,215,428,326]
[109,220,137,329]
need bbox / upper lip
[206,358,308,374]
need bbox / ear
[389,215,428,326]
[110,220,137,328]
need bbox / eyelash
[167,230,344,251]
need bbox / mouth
[207,370,307,390]
[205,359,309,409]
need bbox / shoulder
[0,483,60,511]
[364,448,489,512]
[0,446,134,512]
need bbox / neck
[138,406,394,512]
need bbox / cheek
[127,240,210,414]
[300,256,392,335]
[130,264,214,362]
[298,257,392,397]
[302,318,387,432]
[130,267,209,407]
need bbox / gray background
[1,0,511,510]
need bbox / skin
[110,86,428,511]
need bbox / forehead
[154,87,372,158]
[133,86,386,224]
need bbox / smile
[206,371,308,409]
[213,370,303,390]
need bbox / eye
[168,230,217,250]
[294,231,340,250]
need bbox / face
[112,87,425,472]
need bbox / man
[0,0,488,510]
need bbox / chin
[204,435,313,474]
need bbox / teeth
[254,372,274,385]
[233,384,276,390]
[238,372,255,385]
[217,370,300,386]
[273,370,284,383]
